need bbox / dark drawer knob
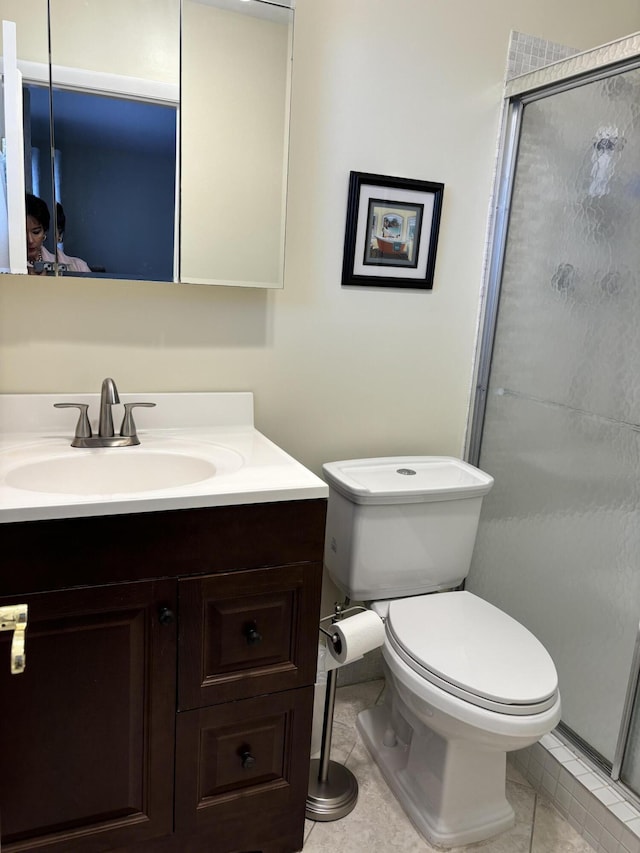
[243,621,262,645]
[158,606,175,625]
[240,750,256,770]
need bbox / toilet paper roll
[327,610,385,666]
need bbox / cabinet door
[0,580,176,852]
[178,563,322,709]
[175,686,313,852]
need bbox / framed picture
[341,171,444,289]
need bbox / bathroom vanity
[0,392,328,853]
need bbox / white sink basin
[5,447,242,495]
[0,392,329,522]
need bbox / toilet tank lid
[322,457,494,504]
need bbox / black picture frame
[341,171,444,289]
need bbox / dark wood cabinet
[0,580,176,852]
[0,499,326,853]
[175,687,314,850]
[178,563,321,709]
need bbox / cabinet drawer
[178,562,322,709]
[175,685,313,851]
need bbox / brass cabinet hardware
[0,603,28,674]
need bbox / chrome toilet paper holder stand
[318,601,366,657]
[305,602,366,822]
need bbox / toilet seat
[385,591,558,716]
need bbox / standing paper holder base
[305,604,364,822]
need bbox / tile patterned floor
[303,680,595,852]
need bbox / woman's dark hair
[56,202,66,238]
[25,193,50,232]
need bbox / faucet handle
[120,402,156,438]
[53,403,92,439]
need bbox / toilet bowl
[322,457,561,847]
[357,591,560,846]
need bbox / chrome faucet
[54,377,156,448]
[98,377,119,438]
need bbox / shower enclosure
[466,34,640,800]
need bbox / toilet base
[357,703,515,848]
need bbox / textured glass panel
[469,392,640,761]
[491,69,640,426]
[470,66,640,766]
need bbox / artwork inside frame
[341,171,444,289]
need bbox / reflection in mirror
[45,89,177,279]
[180,0,293,288]
[47,0,180,280]
[0,1,51,274]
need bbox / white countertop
[0,392,328,523]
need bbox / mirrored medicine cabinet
[0,0,294,288]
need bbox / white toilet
[323,456,561,848]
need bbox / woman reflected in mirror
[25,193,51,275]
[25,194,91,274]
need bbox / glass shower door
[467,66,640,766]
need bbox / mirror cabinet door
[180,0,293,288]
[47,0,180,281]
[1,0,51,274]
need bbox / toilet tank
[323,457,494,602]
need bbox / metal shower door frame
[465,38,640,795]
[466,45,640,467]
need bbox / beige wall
[50,0,179,83]
[2,0,178,81]
[2,0,640,483]
[1,0,48,65]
